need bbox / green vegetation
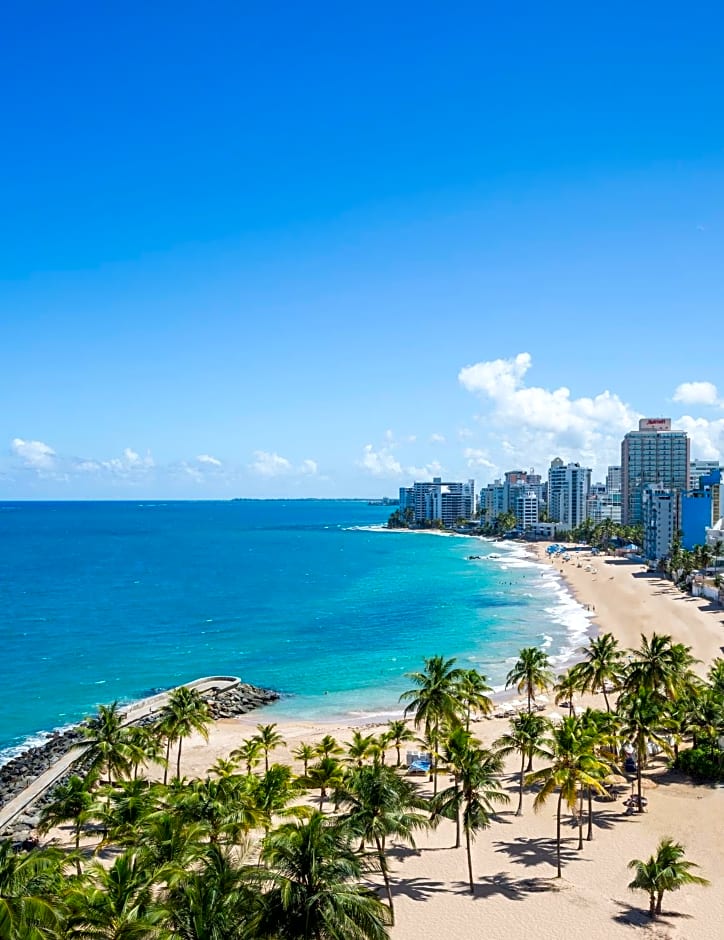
[628,837,709,919]
[1,639,721,934]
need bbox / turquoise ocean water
[0,500,591,763]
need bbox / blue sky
[2,2,723,497]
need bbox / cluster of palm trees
[2,636,717,936]
[663,537,722,589]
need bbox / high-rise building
[642,486,677,562]
[547,459,591,529]
[690,459,722,491]
[410,477,475,526]
[515,490,539,530]
[681,469,721,550]
[606,466,622,494]
[621,418,690,525]
[479,469,545,524]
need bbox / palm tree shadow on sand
[388,876,445,902]
[494,835,583,870]
[458,871,562,901]
[612,900,693,928]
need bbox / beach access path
[0,676,240,834]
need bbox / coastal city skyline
[4,357,724,499]
[2,5,723,498]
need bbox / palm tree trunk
[465,825,474,894]
[375,835,395,924]
[516,752,525,816]
[395,744,401,767]
[556,789,563,877]
[577,788,584,850]
[655,889,664,915]
[163,738,171,786]
[637,745,644,813]
[176,738,183,779]
[602,686,611,712]
[649,890,656,918]
[586,786,593,841]
[454,778,461,848]
[74,822,82,876]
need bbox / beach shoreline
[30,534,724,938]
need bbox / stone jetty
[0,679,279,845]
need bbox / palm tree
[159,686,211,780]
[431,725,473,847]
[624,633,697,701]
[252,764,303,834]
[165,843,260,938]
[505,647,554,712]
[455,745,509,893]
[400,655,465,794]
[339,763,429,924]
[456,669,493,730]
[171,775,262,846]
[527,716,608,876]
[494,712,550,815]
[78,701,131,785]
[345,731,376,767]
[385,720,415,767]
[314,734,344,760]
[38,774,94,874]
[231,737,264,775]
[124,724,166,781]
[618,689,672,813]
[291,742,316,777]
[98,778,164,848]
[64,849,165,939]
[0,840,67,939]
[554,670,580,717]
[304,757,345,810]
[570,632,625,711]
[259,812,392,940]
[254,723,285,773]
[628,837,709,919]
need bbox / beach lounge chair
[407,759,431,775]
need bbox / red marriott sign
[638,418,672,431]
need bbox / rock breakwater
[1,680,279,844]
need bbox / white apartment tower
[547,458,591,529]
[642,486,677,562]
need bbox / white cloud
[463,448,496,471]
[429,433,446,444]
[458,352,640,475]
[299,459,318,475]
[249,451,293,477]
[406,460,444,479]
[360,444,403,477]
[196,454,222,466]
[11,438,56,469]
[675,415,724,460]
[673,381,721,407]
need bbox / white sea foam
[0,723,77,768]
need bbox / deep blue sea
[0,500,591,762]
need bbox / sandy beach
[49,544,724,939]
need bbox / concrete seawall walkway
[0,676,240,835]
